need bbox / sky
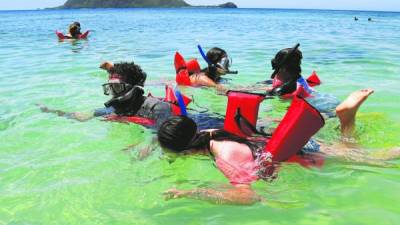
[0,0,399,11]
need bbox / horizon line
[0,7,399,13]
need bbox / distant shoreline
[0,8,399,13]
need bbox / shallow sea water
[0,8,399,225]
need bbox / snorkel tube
[198,44,212,65]
[174,89,188,116]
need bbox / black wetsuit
[94,96,225,130]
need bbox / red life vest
[223,91,325,168]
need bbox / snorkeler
[175,47,236,91]
[157,89,400,205]
[56,22,90,40]
[39,61,179,128]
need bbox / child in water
[177,47,235,92]
[66,22,82,39]
[157,89,400,205]
[39,61,173,128]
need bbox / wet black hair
[157,116,257,153]
[271,47,303,79]
[73,22,81,27]
[109,62,147,87]
[68,24,81,36]
[206,47,227,64]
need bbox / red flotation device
[306,71,321,87]
[224,91,265,138]
[56,30,90,40]
[265,96,325,162]
[223,91,325,167]
[174,52,202,86]
[164,85,192,115]
[105,85,191,126]
[105,114,156,126]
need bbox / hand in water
[216,84,228,95]
[163,188,186,200]
[36,103,49,113]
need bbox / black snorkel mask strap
[271,43,300,79]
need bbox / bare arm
[163,185,261,205]
[190,73,218,87]
[37,104,95,122]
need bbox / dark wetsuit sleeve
[152,103,173,129]
[93,107,115,117]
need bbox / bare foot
[335,89,374,136]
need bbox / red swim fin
[174,52,186,73]
[265,96,325,162]
[186,59,201,74]
[306,71,321,87]
[224,91,265,137]
[174,52,192,85]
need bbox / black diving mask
[216,56,231,71]
[104,85,144,108]
[217,56,239,74]
[102,82,133,96]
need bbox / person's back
[211,140,259,186]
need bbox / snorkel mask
[104,85,144,108]
[216,56,232,73]
[102,81,132,96]
[102,74,145,110]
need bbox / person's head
[72,21,81,28]
[271,46,303,81]
[101,62,147,112]
[158,116,199,153]
[205,47,231,79]
[158,116,256,155]
[101,62,147,98]
[68,23,81,37]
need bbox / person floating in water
[56,21,90,40]
[354,17,359,21]
[368,18,372,22]
[241,44,342,118]
[39,61,226,130]
[157,89,400,205]
[39,61,177,128]
[175,47,236,92]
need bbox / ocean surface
[0,8,399,225]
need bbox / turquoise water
[1,8,400,224]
